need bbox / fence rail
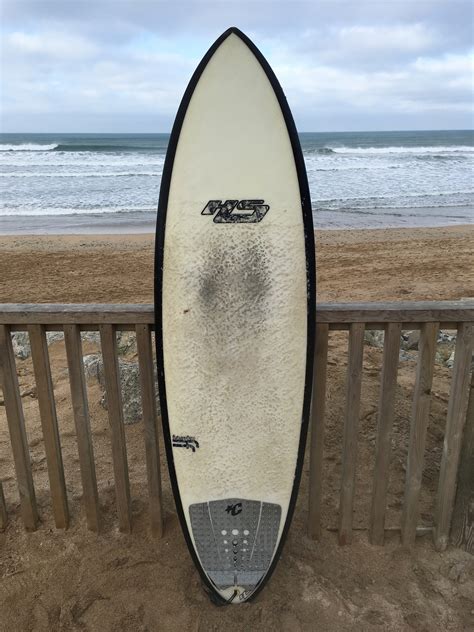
[1,302,473,553]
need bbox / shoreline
[0,221,472,238]
[0,223,472,240]
[0,205,471,236]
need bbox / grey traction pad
[189,499,281,590]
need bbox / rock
[445,351,455,369]
[438,330,456,344]
[97,358,154,424]
[81,332,101,344]
[116,331,137,356]
[364,330,384,348]
[46,331,64,344]
[401,330,420,351]
[11,332,31,359]
[83,354,101,379]
[399,350,415,362]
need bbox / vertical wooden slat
[99,324,131,533]
[28,324,69,529]
[0,324,39,530]
[401,322,438,547]
[136,325,164,537]
[434,323,474,551]
[338,322,365,545]
[64,324,100,532]
[369,322,402,545]
[308,323,329,539]
[450,369,474,552]
[0,482,7,531]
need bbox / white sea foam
[328,145,474,155]
[0,171,160,178]
[1,132,472,231]
[0,143,59,151]
[0,205,153,217]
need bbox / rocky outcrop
[364,330,384,348]
[11,332,31,359]
[362,328,466,369]
[116,332,137,356]
[83,354,101,380]
[98,358,143,424]
[400,331,420,351]
[82,353,159,425]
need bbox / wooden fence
[0,302,473,553]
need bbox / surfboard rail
[0,300,473,555]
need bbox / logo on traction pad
[201,199,270,223]
[172,435,200,452]
[225,503,243,516]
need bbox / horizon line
[1,128,473,135]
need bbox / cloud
[1,0,473,131]
[6,31,99,59]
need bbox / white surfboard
[155,27,315,604]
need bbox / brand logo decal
[172,435,200,452]
[201,199,270,223]
[225,502,243,516]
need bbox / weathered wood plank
[0,482,7,531]
[401,322,439,547]
[0,304,154,325]
[6,322,463,333]
[317,302,474,323]
[99,324,132,533]
[338,322,365,545]
[136,325,164,537]
[0,324,39,530]
[369,322,402,545]
[434,323,474,551]
[28,324,69,529]
[64,324,100,532]
[0,300,473,325]
[450,369,474,552]
[308,324,329,540]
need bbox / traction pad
[189,499,281,590]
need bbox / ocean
[1,130,473,234]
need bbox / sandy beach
[0,225,473,304]
[0,225,473,631]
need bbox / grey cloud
[1,0,472,131]
[3,0,473,42]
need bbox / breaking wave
[0,143,59,151]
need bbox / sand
[0,225,473,631]
[0,225,473,304]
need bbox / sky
[1,0,473,132]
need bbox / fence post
[0,324,39,530]
[339,322,365,545]
[136,324,164,537]
[401,322,438,547]
[64,325,100,532]
[434,323,474,551]
[28,324,69,529]
[369,322,402,545]
[450,370,474,552]
[308,323,329,539]
[99,324,132,533]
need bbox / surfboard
[154,27,315,604]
